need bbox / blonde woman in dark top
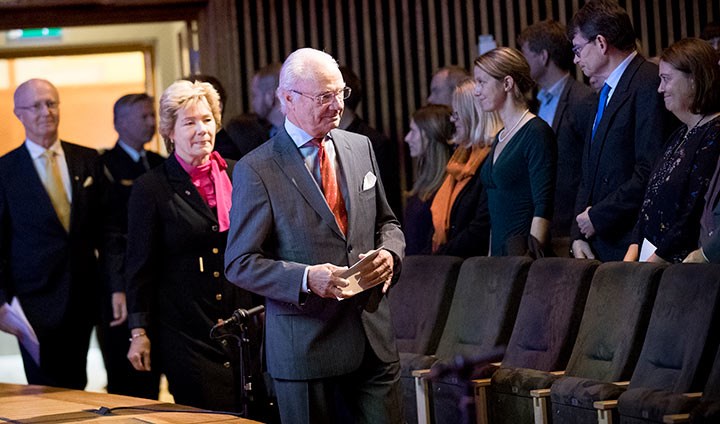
[431,79,502,257]
[403,104,453,255]
[475,47,557,256]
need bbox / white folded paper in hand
[640,238,657,262]
[335,247,384,299]
[8,298,40,365]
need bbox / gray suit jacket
[225,128,404,380]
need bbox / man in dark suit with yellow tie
[225,48,405,423]
[0,78,107,389]
[98,93,164,398]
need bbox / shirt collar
[117,140,143,162]
[284,118,332,148]
[605,50,637,94]
[25,138,63,160]
[544,74,569,99]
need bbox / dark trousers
[273,342,403,424]
[19,320,93,390]
[96,323,161,399]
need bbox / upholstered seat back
[629,263,720,393]
[389,255,463,354]
[433,255,532,360]
[501,258,599,371]
[566,262,665,382]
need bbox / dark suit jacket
[701,159,720,263]
[572,55,677,261]
[549,78,596,238]
[100,144,164,293]
[214,113,270,160]
[0,141,105,330]
[125,154,254,410]
[225,128,405,381]
[435,168,491,258]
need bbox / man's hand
[572,239,595,259]
[356,249,394,294]
[307,263,350,299]
[127,330,151,371]
[684,248,708,263]
[576,207,596,238]
[110,292,127,327]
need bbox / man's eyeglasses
[16,100,60,112]
[572,36,597,58]
[291,87,352,106]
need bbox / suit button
[347,245,352,253]
[212,225,219,232]
[215,293,222,301]
[213,271,221,278]
[212,248,219,254]
[223,361,231,368]
[221,339,228,346]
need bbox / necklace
[673,114,706,156]
[498,109,530,143]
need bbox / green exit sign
[7,28,62,41]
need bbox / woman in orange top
[431,79,502,257]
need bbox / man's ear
[540,49,550,67]
[595,34,609,55]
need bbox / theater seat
[406,255,532,424]
[492,261,664,424]
[551,263,720,424]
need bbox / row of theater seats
[388,256,720,424]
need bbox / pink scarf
[176,151,233,232]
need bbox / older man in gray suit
[225,48,405,423]
[685,160,720,263]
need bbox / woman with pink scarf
[125,80,256,412]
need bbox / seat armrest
[594,399,618,410]
[412,368,431,378]
[531,388,552,398]
[663,413,690,423]
[472,377,491,387]
[614,381,630,388]
[550,370,566,376]
[683,392,702,399]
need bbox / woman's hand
[624,244,639,262]
[127,329,152,371]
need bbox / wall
[0,22,186,154]
[234,0,720,190]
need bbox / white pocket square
[362,172,377,191]
[82,176,94,188]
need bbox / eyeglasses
[291,87,352,106]
[16,100,60,112]
[572,36,597,58]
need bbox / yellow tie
[41,150,71,231]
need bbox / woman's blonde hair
[451,79,502,148]
[158,80,222,153]
[408,104,453,201]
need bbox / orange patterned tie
[313,138,348,234]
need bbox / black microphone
[217,305,265,328]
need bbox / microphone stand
[210,305,265,418]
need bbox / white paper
[639,238,657,262]
[9,298,40,365]
[335,247,384,299]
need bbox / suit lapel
[10,146,66,233]
[552,80,572,132]
[273,131,345,238]
[165,154,217,223]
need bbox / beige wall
[0,22,187,155]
